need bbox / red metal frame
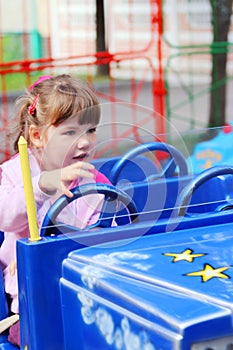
[0,0,166,161]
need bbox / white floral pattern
[77,252,156,350]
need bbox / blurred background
[0,0,233,162]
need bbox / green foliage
[0,73,41,92]
[1,34,25,62]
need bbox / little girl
[0,74,111,346]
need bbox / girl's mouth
[73,153,88,161]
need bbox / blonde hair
[13,74,100,151]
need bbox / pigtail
[12,93,40,152]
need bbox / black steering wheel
[40,183,139,236]
[177,166,233,216]
[109,142,188,185]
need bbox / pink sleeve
[94,170,112,185]
[0,155,48,233]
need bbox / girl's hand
[39,161,95,198]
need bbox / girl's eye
[88,127,97,134]
[64,130,75,136]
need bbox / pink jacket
[0,151,111,313]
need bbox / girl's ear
[29,125,44,148]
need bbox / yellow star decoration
[163,249,205,263]
[185,264,230,282]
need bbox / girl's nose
[77,133,89,149]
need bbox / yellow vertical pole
[18,136,41,241]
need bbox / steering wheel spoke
[163,158,177,177]
[96,200,118,228]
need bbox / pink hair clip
[28,94,40,116]
[29,75,52,91]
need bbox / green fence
[163,0,233,134]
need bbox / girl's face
[36,115,97,171]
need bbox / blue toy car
[1,141,233,349]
